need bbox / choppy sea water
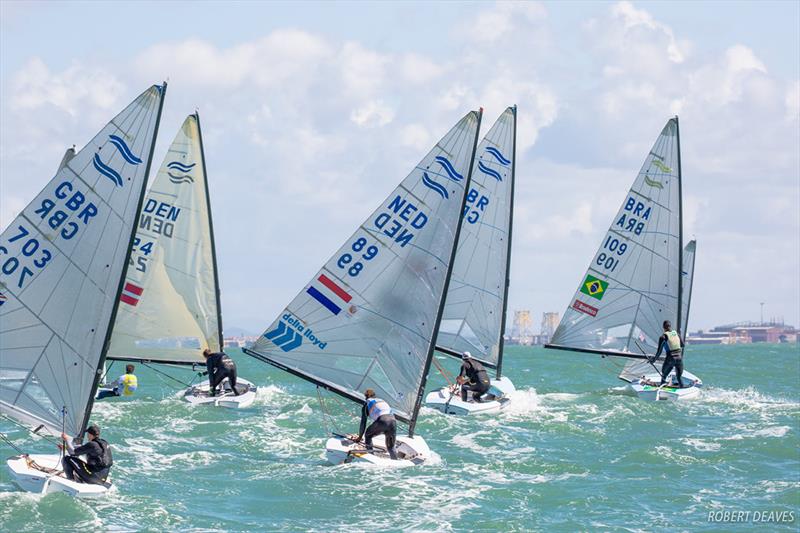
[1,343,798,532]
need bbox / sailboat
[0,83,166,496]
[102,113,256,408]
[545,117,703,401]
[425,106,518,415]
[244,109,482,465]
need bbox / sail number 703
[595,235,628,272]
[0,225,54,289]
[337,237,379,277]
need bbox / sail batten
[0,84,166,437]
[247,110,482,426]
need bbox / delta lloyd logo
[264,313,328,352]
[93,134,142,187]
[167,161,196,184]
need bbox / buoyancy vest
[366,398,392,421]
[666,330,682,353]
[119,373,138,396]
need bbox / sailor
[57,425,113,485]
[202,348,240,396]
[655,320,685,388]
[97,364,138,399]
[457,351,491,402]
[353,389,397,460]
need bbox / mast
[408,108,483,437]
[675,116,684,338]
[79,83,167,438]
[195,112,225,349]
[495,106,517,379]
[683,241,697,343]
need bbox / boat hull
[182,378,257,408]
[424,376,516,415]
[626,370,703,401]
[6,454,113,498]
[325,434,431,466]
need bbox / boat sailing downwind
[103,113,256,408]
[0,84,166,496]
[244,109,483,465]
[425,106,518,416]
[545,117,703,401]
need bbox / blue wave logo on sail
[484,146,511,166]
[93,154,123,187]
[422,172,448,199]
[108,134,143,165]
[434,156,463,182]
[166,161,196,184]
[477,161,502,181]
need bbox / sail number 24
[595,235,628,273]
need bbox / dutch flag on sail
[120,282,144,306]
[0,292,6,308]
[306,273,352,315]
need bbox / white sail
[107,114,221,365]
[436,107,516,369]
[0,84,166,437]
[246,110,482,426]
[618,239,696,382]
[549,118,682,355]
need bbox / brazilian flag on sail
[580,274,608,301]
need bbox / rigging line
[432,356,455,388]
[0,414,59,445]
[141,362,193,388]
[0,432,26,455]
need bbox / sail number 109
[596,235,628,272]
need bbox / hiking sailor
[97,364,138,399]
[457,351,491,402]
[353,389,398,460]
[654,320,685,388]
[57,425,113,485]
[202,348,240,396]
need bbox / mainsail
[0,84,166,437]
[547,117,684,360]
[618,239,696,382]
[107,113,222,365]
[436,107,516,375]
[244,110,482,433]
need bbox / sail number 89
[337,237,379,277]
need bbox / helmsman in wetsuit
[57,424,113,485]
[354,388,397,460]
[202,348,240,396]
[458,351,491,402]
[655,320,685,387]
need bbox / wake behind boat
[545,117,703,401]
[425,106,518,416]
[244,109,483,465]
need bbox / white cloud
[350,100,395,128]
[462,1,547,43]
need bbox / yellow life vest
[120,373,138,396]
[666,330,682,352]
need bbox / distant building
[509,310,533,345]
[693,320,799,344]
[540,312,559,344]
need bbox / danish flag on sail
[120,282,144,306]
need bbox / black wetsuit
[656,331,685,387]
[358,402,397,460]
[459,359,491,402]
[62,438,112,485]
[206,352,239,395]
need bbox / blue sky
[1,1,798,333]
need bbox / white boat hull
[425,376,516,415]
[6,454,113,498]
[182,378,257,408]
[626,370,703,401]
[325,434,431,466]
